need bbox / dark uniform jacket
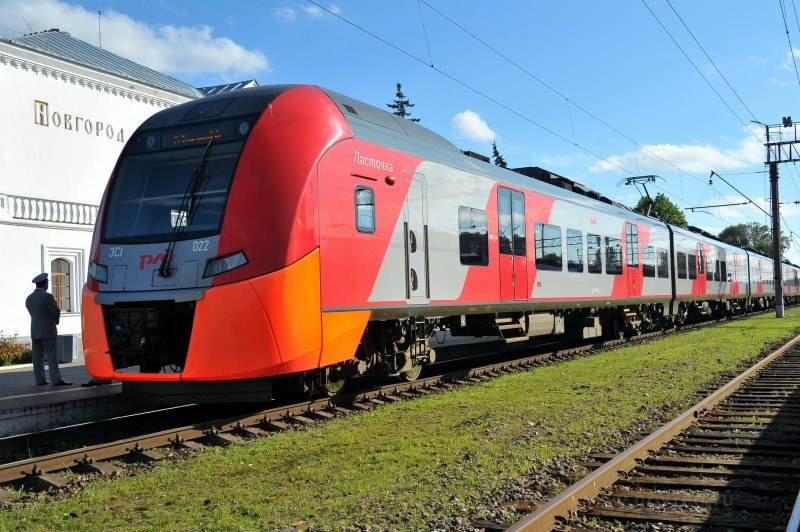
[25,288,61,339]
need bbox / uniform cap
[32,273,48,284]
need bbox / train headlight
[203,251,248,278]
[88,260,108,284]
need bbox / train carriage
[81,84,788,402]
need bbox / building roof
[197,79,259,96]
[9,29,201,98]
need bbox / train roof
[133,84,681,234]
[317,88,669,230]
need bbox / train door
[625,223,639,297]
[404,172,429,302]
[498,187,527,300]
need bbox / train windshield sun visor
[102,138,245,245]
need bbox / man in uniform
[25,273,71,386]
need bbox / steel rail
[507,333,800,531]
[0,308,782,493]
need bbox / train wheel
[604,313,625,340]
[402,364,423,381]
[320,376,347,396]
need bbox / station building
[0,29,255,353]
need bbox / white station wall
[0,43,191,340]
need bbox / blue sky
[4,0,800,261]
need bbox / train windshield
[102,117,254,244]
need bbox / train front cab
[81,85,374,402]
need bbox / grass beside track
[3,310,800,530]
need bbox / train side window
[714,260,721,281]
[625,224,639,267]
[535,222,562,271]
[587,233,602,274]
[498,188,512,255]
[722,261,729,282]
[355,186,375,234]
[642,245,656,278]
[657,248,669,278]
[458,207,489,266]
[677,252,687,279]
[706,257,714,281]
[688,254,697,280]
[697,244,705,275]
[567,229,584,272]
[511,191,526,257]
[605,237,623,275]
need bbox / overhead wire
[418,0,729,194]
[652,0,799,241]
[304,0,634,175]
[640,0,763,145]
[310,0,776,233]
[664,0,759,122]
[417,0,766,216]
[779,0,800,90]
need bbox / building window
[50,258,71,312]
[535,222,562,271]
[458,206,489,266]
[567,229,584,273]
[355,186,375,233]
[587,233,602,274]
[605,237,622,275]
[642,245,656,278]
[657,248,669,278]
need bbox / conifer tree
[387,83,420,122]
[492,140,507,168]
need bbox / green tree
[491,141,507,168]
[387,83,420,122]
[633,193,688,227]
[717,222,790,257]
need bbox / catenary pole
[771,161,785,317]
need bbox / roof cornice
[0,40,195,108]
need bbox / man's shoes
[36,381,49,386]
[53,380,72,386]
[81,379,101,387]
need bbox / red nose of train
[83,85,358,382]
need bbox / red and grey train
[81,84,800,402]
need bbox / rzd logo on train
[139,251,170,270]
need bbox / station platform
[0,360,136,437]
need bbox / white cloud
[452,110,498,142]
[590,128,763,174]
[274,7,297,21]
[301,5,324,17]
[0,0,269,79]
[781,48,800,71]
[278,4,341,21]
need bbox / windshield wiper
[157,138,214,278]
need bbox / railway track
[508,334,800,531]
[0,310,783,507]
